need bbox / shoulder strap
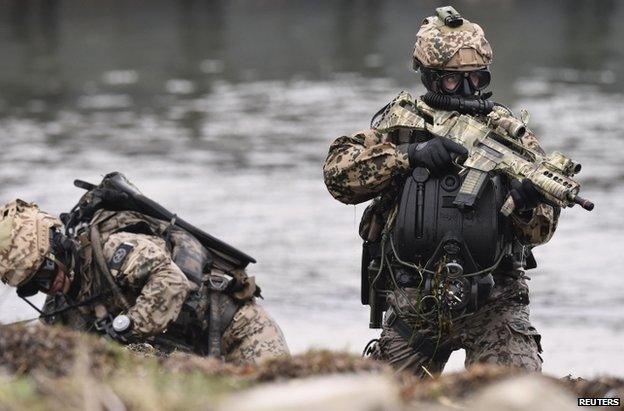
[89,224,131,310]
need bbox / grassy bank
[0,324,621,411]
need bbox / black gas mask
[421,67,491,98]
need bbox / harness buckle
[384,308,397,327]
[206,274,229,292]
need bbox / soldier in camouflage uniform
[323,7,558,377]
[0,199,289,365]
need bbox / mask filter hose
[422,92,495,115]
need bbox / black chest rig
[390,164,510,311]
[362,126,530,329]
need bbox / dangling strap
[208,291,221,357]
[9,292,111,326]
[206,275,230,357]
[89,225,131,310]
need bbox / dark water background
[0,0,622,376]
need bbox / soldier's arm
[322,129,411,204]
[104,233,194,336]
[510,130,561,246]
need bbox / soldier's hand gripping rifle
[376,98,594,215]
[437,106,593,214]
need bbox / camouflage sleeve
[510,129,561,246]
[322,129,411,204]
[104,232,194,336]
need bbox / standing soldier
[323,7,559,376]
[0,173,289,364]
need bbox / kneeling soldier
[0,178,289,365]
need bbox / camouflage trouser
[370,275,542,377]
[221,301,290,365]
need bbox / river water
[0,0,622,377]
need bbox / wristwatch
[112,314,132,333]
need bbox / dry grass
[399,363,525,402]
[399,363,624,407]
[560,374,624,399]
[0,323,622,411]
[0,324,388,411]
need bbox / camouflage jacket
[323,93,559,246]
[43,214,194,337]
[44,210,256,340]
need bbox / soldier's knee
[222,302,289,365]
[507,321,542,370]
[466,322,543,372]
[467,352,542,372]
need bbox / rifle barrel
[574,195,594,211]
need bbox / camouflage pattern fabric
[413,14,492,70]
[370,276,542,377]
[324,92,555,377]
[221,301,290,365]
[91,210,257,279]
[89,209,261,301]
[510,203,559,246]
[102,232,195,336]
[323,129,411,204]
[509,129,561,245]
[323,93,559,245]
[38,209,289,363]
[0,199,62,286]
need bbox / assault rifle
[376,99,594,215]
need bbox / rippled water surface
[0,0,623,377]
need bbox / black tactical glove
[407,137,468,176]
[509,179,544,212]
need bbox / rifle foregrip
[574,196,594,211]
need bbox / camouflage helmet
[413,6,493,71]
[0,199,62,287]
